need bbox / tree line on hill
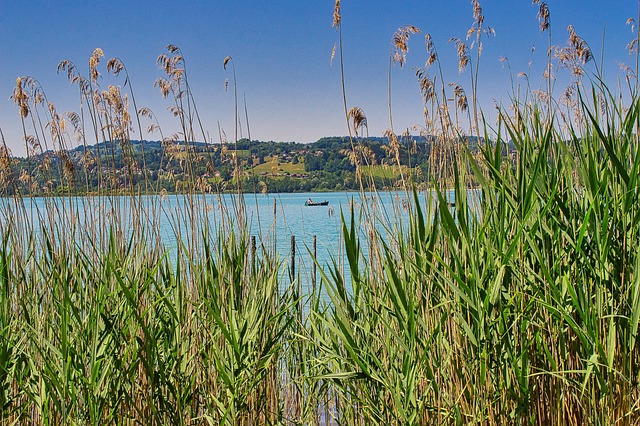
[0,135,490,195]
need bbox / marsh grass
[2,1,640,424]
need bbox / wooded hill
[0,135,489,195]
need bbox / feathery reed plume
[89,48,104,84]
[627,16,640,86]
[416,81,436,131]
[620,62,636,78]
[420,32,459,139]
[223,55,239,160]
[472,0,483,25]
[138,106,153,118]
[259,180,268,194]
[628,18,639,59]
[154,77,172,98]
[466,0,486,44]
[555,25,593,78]
[157,48,184,79]
[388,25,421,134]
[450,38,470,73]
[65,111,81,132]
[568,25,592,64]
[222,55,238,144]
[449,82,469,112]
[12,77,30,118]
[348,106,368,137]
[535,1,551,32]
[57,59,79,83]
[628,17,637,34]
[332,0,341,27]
[107,55,153,196]
[415,68,436,105]
[60,151,75,183]
[531,1,553,120]
[139,106,166,145]
[166,44,180,54]
[424,34,438,68]
[24,134,40,154]
[383,129,402,169]
[392,25,421,67]
[330,0,363,195]
[0,143,13,189]
[107,58,124,76]
[467,0,495,46]
[452,1,492,138]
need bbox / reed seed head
[628,17,637,33]
[0,145,12,183]
[332,0,341,28]
[627,19,638,55]
[12,77,30,118]
[392,25,421,67]
[472,0,484,26]
[348,106,368,137]
[330,43,337,65]
[138,107,153,118]
[154,77,171,98]
[424,34,438,68]
[383,129,402,164]
[466,0,485,41]
[107,58,125,76]
[89,48,104,84]
[166,44,181,54]
[415,68,436,103]
[620,62,636,78]
[57,59,78,83]
[555,25,592,77]
[24,135,40,153]
[169,105,183,117]
[568,25,592,64]
[449,38,470,73]
[537,2,550,32]
[449,82,469,112]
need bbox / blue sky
[0,1,636,156]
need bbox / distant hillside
[1,135,492,195]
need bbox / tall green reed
[2,2,640,424]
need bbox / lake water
[1,190,456,290]
[159,191,423,277]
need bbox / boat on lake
[305,199,329,206]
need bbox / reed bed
[2,1,640,424]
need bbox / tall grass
[2,1,640,424]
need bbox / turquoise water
[1,190,459,291]
[168,191,420,275]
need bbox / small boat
[305,199,329,206]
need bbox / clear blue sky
[0,1,636,156]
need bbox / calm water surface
[3,190,459,288]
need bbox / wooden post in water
[312,235,317,292]
[290,235,296,284]
[273,198,277,259]
[251,235,256,273]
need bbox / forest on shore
[1,135,487,195]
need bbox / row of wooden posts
[249,234,318,291]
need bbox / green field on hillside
[250,156,306,175]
